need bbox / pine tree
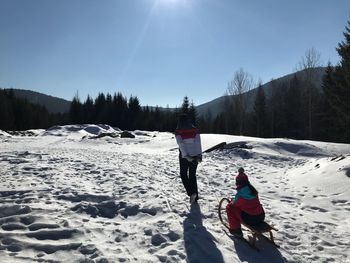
[153,106,162,131]
[165,106,178,132]
[253,84,266,137]
[188,101,197,125]
[268,81,287,138]
[0,89,15,130]
[319,63,337,141]
[94,93,106,124]
[128,96,141,130]
[284,75,304,138]
[142,106,153,131]
[69,93,83,124]
[323,21,350,141]
[181,96,190,114]
[204,109,213,132]
[113,92,128,129]
[213,113,227,134]
[83,95,94,124]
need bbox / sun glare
[156,0,188,7]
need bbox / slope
[196,67,326,118]
[4,89,71,114]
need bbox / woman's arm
[194,132,202,156]
[176,133,188,157]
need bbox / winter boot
[229,228,243,238]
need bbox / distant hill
[196,67,326,118]
[4,67,326,117]
[5,89,71,114]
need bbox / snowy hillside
[0,125,349,263]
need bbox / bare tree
[297,47,322,139]
[298,47,321,71]
[227,68,254,135]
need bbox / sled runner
[223,228,260,251]
[218,197,279,250]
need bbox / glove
[185,155,194,162]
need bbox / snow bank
[83,124,120,135]
[288,155,350,194]
[201,134,349,158]
[0,130,11,137]
[42,124,120,137]
[26,129,46,136]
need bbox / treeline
[199,73,342,142]
[69,92,178,132]
[69,93,198,132]
[0,86,194,133]
[0,89,68,131]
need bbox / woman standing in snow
[226,168,265,237]
[175,114,202,204]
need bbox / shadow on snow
[183,203,224,263]
[232,232,286,263]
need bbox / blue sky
[0,0,349,107]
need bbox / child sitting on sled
[226,168,265,237]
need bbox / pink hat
[236,168,249,189]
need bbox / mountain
[5,89,71,114]
[4,67,325,117]
[196,67,326,118]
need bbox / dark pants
[179,155,198,197]
[241,211,265,227]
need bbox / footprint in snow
[301,205,328,213]
[151,233,167,246]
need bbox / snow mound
[26,129,46,136]
[43,125,83,136]
[82,124,116,135]
[289,154,350,194]
[7,130,44,137]
[42,124,120,137]
[274,141,326,157]
[0,130,11,137]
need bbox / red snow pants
[226,202,241,230]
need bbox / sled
[218,197,279,250]
[223,228,260,251]
[203,142,227,153]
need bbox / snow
[0,130,11,137]
[0,124,349,263]
[42,124,119,137]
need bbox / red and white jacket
[175,128,202,158]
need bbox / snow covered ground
[0,125,349,263]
